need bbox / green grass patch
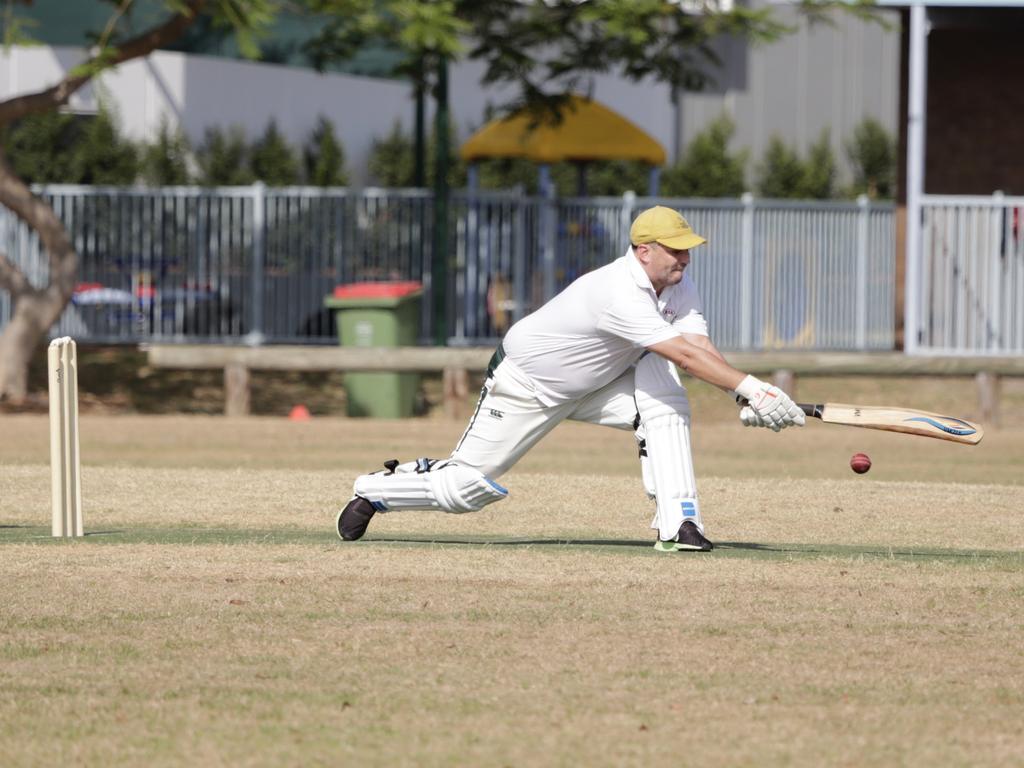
[3,524,1020,566]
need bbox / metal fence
[1,185,896,351]
[913,193,1024,355]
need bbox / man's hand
[738,404,768,428]
[734,375,805,431]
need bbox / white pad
[353,460,508,514]
[634,354,703,540]
[634,422,656,500]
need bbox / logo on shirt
[662,307,676,321]
[489,409,504,420]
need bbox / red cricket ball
[850,452,872,474]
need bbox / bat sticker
[903,416,978,437]
[797,402,983,445]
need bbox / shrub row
[2,106,895,199]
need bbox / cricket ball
[850,452,872,474]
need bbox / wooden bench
[144,344,1024,423]
[145,344,496,419]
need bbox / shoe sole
[653,540,713,552]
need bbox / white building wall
[1,46,415,185]
[679,3,901,183]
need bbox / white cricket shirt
[502,250,709,404]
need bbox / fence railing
[914,193,1024,355]
[1,185,896,351]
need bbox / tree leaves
[662,115,747,197]
[304,0,808,110]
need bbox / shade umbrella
[460,95,666,195]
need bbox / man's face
[637,241,690,293]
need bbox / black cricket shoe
[336,496,376,541]
[653,520,714,552]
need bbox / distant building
[0,1,899,186]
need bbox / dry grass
[2,411,1024,767]
[2,407,1022,485]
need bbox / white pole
[539,165,556,302]
[856,194,870,349]
[740,192,755,349]
[620,190,636,240]
[248,181,266,345]
[905,3,929,355]
[990,191,1005,352]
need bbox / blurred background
[1,0,1021,407]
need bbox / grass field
[2,387,1023,766]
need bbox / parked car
[72,275,241,339]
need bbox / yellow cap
[629,206,706,250]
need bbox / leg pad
[354,462,508,514]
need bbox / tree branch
[0,0,206,125]
[0,146,77,295]
[0,251,32,296]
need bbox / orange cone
[288,404,311,421]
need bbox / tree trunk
[0,289,64,402]
[0,159,80,403]
[0,0,207,402]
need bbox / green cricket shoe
[653,520,713,552]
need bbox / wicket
[48,337,83,537]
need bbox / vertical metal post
[465,190,480,342]
[856,194,869,349]
[905,3,929,355]
[249,182,266,345]
[620,190,636,245]
[647,167,661,197]
[740,192,755,349]
[539,164,556,302]
[462,164,481,340]
[334,189,345,287]
[989,190,1004,351]
[414,78,426,188]
[672,86,683,164]
[419,193,432,343]
[513,188,527,324]
[432,57,450,346]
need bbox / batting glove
[738,404,770,428]
[735,375,805,431]
[732,389,771,428]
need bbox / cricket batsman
[337,206,804,551]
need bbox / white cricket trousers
[445,349,704,539]
[450,354,640,478]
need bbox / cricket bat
[799,402,984,445]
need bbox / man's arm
[680,333,733,388]
[681,333,756,402]
[680,332,726,359]
[647,334,745,391]
[646,334,805,430]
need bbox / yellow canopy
[460,95,666,166]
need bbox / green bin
[325,281,423,417]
